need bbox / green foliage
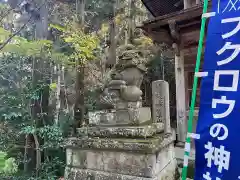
[0,49,65,179]
[0,1,100,180]
[51,22,100,64]
[0,152,18,175]
[2,158,18,175]
[0,3,8,10]
[0,27,69,64]
[49,82,57,90]
[0,0,171,180]
[0,152,6,171]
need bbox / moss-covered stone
[77,123,164,138]
[65,157,177,180]
[64,133,174,153]
[88,108,151,126]
[64,133,177,180]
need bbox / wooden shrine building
[141,0,211,144]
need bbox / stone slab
[88,107,151,126]
[77,123,164,138]
[64,133,174,153]
[152,80,171,134]
[66,144,175,178]
[116,101,142,109]
[65,158,178,180]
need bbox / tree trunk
[54,64,61,126]
[27,0,49,174]
[76,0,85,27]
[33,134,41,177]
[129,0,136,44]
[107,0,116,67]
[28,56,41,173]
[74,0,85,133]
[125,29,128,45]
[23,134,29,173]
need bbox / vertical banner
[195,0,240,180]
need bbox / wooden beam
[141,5,204,29]
[141,1,212,30]
[196,0,201,5]
[179,20,201,29]
[169,20,180,43]
[181,25,201,34]
[173,43,180,56]
[184,66,195,71]
[185,70,189,109]
[184,0,191,9]
[143,29,173,45]
[182,45,198,55]
[174,44,187,142]
[184,47,204,68]
[184,64,203,71]
[181,30,201,47]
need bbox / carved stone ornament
[100,44,147,109]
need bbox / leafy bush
[3,158,18,175]
[0,152,6,171]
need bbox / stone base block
[88,107,151,126]
[65,156,177,180]
[64,134,178,180]
[115,101,142,109]
[77,123,164,138]
[65,134,174,153]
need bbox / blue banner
[195,1,240,180]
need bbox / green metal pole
[181,0,209,180]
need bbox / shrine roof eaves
[138,5,206,46]
[141,0,183,17]
[140,5,204,30]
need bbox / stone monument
[152,80,171,134]
[64,45,178,180]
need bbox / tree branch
[0,0,26,24]
[0,74,19,88]
[0,22,29,51]
[0,2,46,51]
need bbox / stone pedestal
[64,122,178,180]
[88,107,151,126]
[64,81,179,179]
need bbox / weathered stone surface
[77,123,164,138]
[152,81,164,123]
[64,133,174,153]
[152,81,171,134]
[88,107,151,126]
[116,101,142,110]
[155,157,178,180]
[156,144,175,172]
[99,44,147,108]
[120,85,143,102]
[66,150,155,177]
[65,60,177,180]
[65,153,177,180]
[66,144,175,178]
[64,131,177,180]
[65,167,148,180]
